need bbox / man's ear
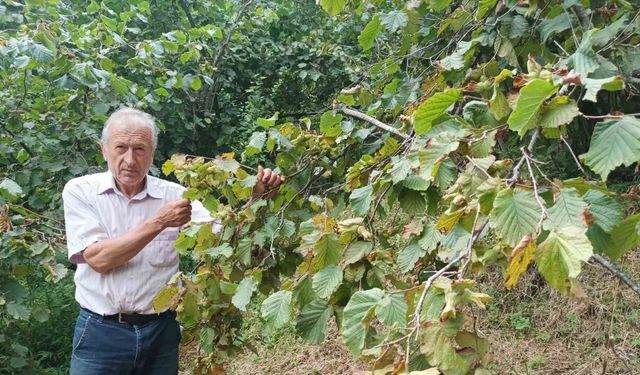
[100,142,108,160]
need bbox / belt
[82,308,174,325]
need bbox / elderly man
[63,108,283,374]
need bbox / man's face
[101,118,154,193]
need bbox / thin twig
[458,205,482,279]
[578,112,640,119]
[507,128,541,188]
[560,135,589,177]
[334,104,410,140]
[523,149,548,232]
[465,156,492,179]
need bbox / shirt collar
[97,172,162,200]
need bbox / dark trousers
[70,308,181,374]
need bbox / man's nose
[124,148,135,164]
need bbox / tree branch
[507,128,541,187]
[591,254,640,295]
[177,0,196,27]
[334,104,410,140]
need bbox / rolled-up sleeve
[62,182,109,264]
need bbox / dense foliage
[2,0,640,374]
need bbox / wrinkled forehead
[107,117,154,143]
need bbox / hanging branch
[591,254,640,295]
[333,103,410,140]
[177,0,196,27]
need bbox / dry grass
[180,250,640,374]
[478,249,640,374]
[225,321,365,375]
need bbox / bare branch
[591,254,640,296]
[335,104,410,140]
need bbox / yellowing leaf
[504,234,536,289]
[436,209,465,234]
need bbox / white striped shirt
[63,171,212,315]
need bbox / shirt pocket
[148,228,180,267]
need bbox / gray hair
[101,108,159,150]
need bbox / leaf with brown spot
[402,221,423,238]
[504,234,536,289]
[581,208,595,227]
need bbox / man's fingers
[268,173,279,186]
[257,165,264,181]
[175,198,191,207]
[261,168,272,183]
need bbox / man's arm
[83,199,191,273]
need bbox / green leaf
[319,111,343,137]
[341,288,384,355]
[0,178,24,202]
[376,293,407,327]
[580,117,640,181]
[261,290,292,328]
[399,188,427,215]
[507,79,558,137]
[508,15,529,39]
[582,76,625,103]
[606,214,640,261]
[582,190,622,233]
[359,15,383,51]
[6,302,30,320]
[535,227,593,295]
[430,0,452,12]
[539,13,573,42]
[543,188,587,231]
[232,277,257,311]
[591,15,628,47]
[403,175,430,191]
[243,132,266,158]
[207,243,233,259]
[293,276,317,308]
[296,299,333,344]
[490,188,542,246]
[476,0,497,20]
[489,86,511,120]
[319,0,346,16]
[419,223,442,252]
[398,241,425,272]
[381,10,408,33]
[343,241,373,265]
[539,97,578,128]
[236,238,253,266]
[190,76,202,90]
[313,234,342,269]
[312,265,343,299]
[257,113,278,129]
[389,158,412,184]
[413,89,463,134]
[350,184,373,216]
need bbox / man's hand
[252,166,285,199]
[153,198,192,229]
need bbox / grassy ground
[180,250,640,374]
